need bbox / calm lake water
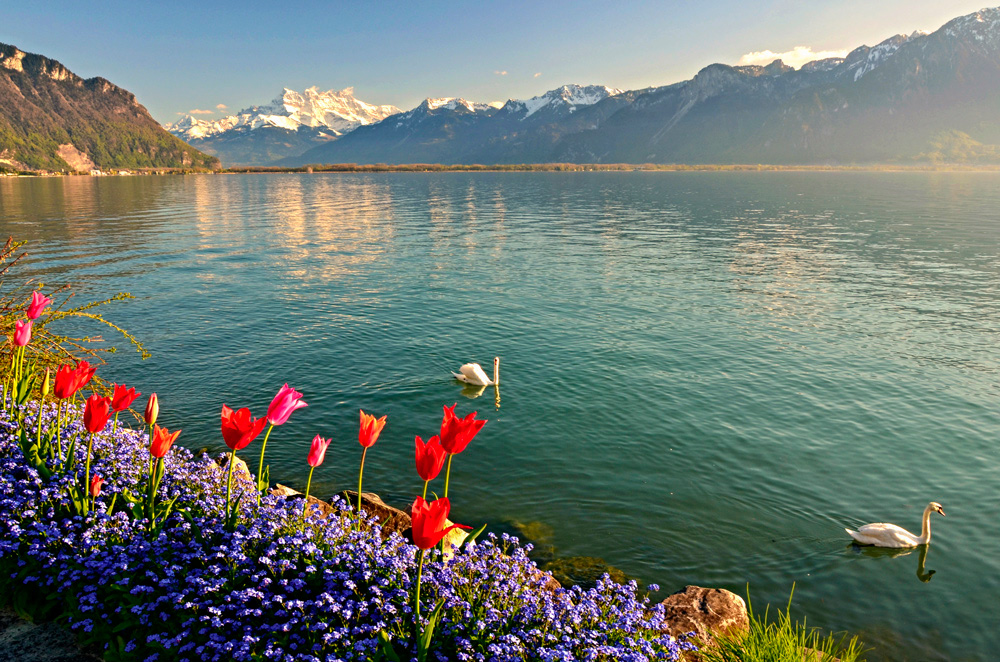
[2,172,998,660]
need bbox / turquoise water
[2,172,998,660]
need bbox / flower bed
[0,402,694,661]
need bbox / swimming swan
[846,502,945,548]
[453,357,499,386]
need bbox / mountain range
[5,6,1000,171]
[166,87,400,166]
[170,6,1000,167]
[0,43,216,172]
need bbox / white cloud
[187,108,214,115]
[739,46,849,69]
[533,72,542,78]
[494,70,508,76]
[215,103,228,110]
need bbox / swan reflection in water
[848,541,937,582]
[457,382,501,410]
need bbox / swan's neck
[493,358,499,385]
[918,505,933,544]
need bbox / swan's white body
[846,502,945,548]
[453,358,499,386]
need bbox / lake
[2,172,998,660]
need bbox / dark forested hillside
[0,43,217,172]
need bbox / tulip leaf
[119,487,142,504]
[416,598,447,662]
[376,631,402,662]
[464,523,488,547]
[180,509,207,545]
[15,374,35,405]
[104,493,118,516]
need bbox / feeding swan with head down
[452,357,499,386]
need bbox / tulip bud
[145,393,159,425]
[41,368,51,397]
[90,475,104,498]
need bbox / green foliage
[0,55,219,171]
[700,587,866,662]
[917,130,1000,163]
[1,238,149,382]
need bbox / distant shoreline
[222,163,1000,174]
[6,163,1000,177]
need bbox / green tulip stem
[83,432,95,516]
[443,454,454,499]
[112,411,119,434]
[414,548,426,623]
[56,401,65,461]
[422,479,429,501]
[225,447,237,521]
[256,424,274,508]
[148,424,155,476]
[148,457,164,527]
[303,465,315,519]
[145,446,155,519]
[357,447,368,529]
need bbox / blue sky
[3,1,992,123]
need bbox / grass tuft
[700,586,867,662]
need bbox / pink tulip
[266,383,307,426]
[12,320,32,347]
[307,434,331,468]
[26,291,52,320]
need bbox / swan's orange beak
[938,507,946,516]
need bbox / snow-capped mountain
[166,87,400,165]
[422,97,502,113]
[385,97,502,126]
[942,6,1000,49]
[168,86,399,140]
[286,84,630,165]
[842,31,926,81]
[505,84,623,119]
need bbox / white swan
[846,502,945,548]
[453,357,499,386]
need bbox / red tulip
[266,383,308,426]
[410,497,470,550]
[26,291,52,320]
[82,394,112,433]
[221,404,267,451]
[359,410,387,448]
[144,393,159,425]
[150,424,181,459]
[110,383,141,412]
[53,364,77,400]
[90,474,104,498]
[439,403,486,455]
[415,435,446,482]
[307,434,331,468]
[12,319,32,347]
[73,360,97,391]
